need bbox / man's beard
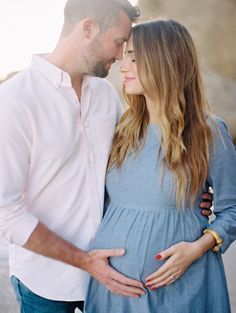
[91,60,115,78]
[83,37,115,78]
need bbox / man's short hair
[63,0,140,33]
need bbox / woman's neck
[145,97,160,125]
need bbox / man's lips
[105,60,115,67]
[106,59,116,65]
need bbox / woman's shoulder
[207,113,235,156]
[207,113,227,130]
[207,114,231,139]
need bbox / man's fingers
[201,192,213,201]
[200,201,212,208]
[201,209,212,216]
[109,279,146,297]
[88,248,146,297]
[95,248,125,258]
[109,267,144,289]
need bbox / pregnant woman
[85,19,236,313]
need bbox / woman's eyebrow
[124,50,135,55]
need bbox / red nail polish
[155,254,162,260]
[151,286,157,291]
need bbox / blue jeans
[11,276,84,313]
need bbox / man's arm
[0,93,145,298]
[24,222,145,297]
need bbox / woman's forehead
[125,37,134,52]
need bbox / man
[0,0,212,312]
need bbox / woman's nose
[120,59,128,73]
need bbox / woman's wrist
[192,233,216,258]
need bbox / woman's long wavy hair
[108,19,213,208]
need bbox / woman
[85,20,236,312]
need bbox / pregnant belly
[93,207,208,282]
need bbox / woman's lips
[123,77,136,84]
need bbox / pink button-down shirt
[0,55,122,300]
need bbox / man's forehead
[111,11,132,38]
[105,25,131,41]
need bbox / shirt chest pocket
[35,129,78,163]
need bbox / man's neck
[71,78,83,100]
[46,52,83,100]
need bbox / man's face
[83,11,132,78]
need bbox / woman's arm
[145,116,236,290]
[203,117,236,253]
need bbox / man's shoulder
[0,68,31,98]
[0,68,34,116]
[86,76,123,117]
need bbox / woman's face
[120,36,144,95]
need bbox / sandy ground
[0,241,236,313]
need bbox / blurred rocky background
[108,0,236,143]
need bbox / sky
[0,0,138,79]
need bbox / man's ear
[83,18,100,39]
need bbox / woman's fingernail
[151,286,157,291]
[155,254,162,260]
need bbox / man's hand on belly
[82,248,146,297]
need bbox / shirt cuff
[1,211,39,246]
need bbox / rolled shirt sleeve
[0,93,38,245]
[206,116,236,253]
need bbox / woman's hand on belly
[144,241,205,290]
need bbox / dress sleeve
[0,93,39,245]
[206,116,236,253]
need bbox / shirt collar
[31,54,91,90]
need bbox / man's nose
[116,46,124,61]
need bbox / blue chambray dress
[85,116,236,313]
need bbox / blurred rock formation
[136,0,236,142]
